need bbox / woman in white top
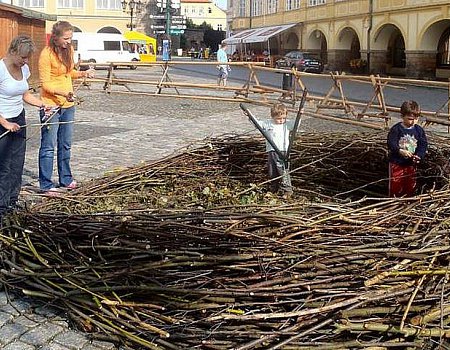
[0,35,46,218]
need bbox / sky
[214,0,227,10]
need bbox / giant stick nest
[1,131,450,349]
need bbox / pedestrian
[217,42,230,86]
[38,20,94,194]
[0,35,47,218]
[250,103,296,197]
[387,100,428,197]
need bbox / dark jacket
[387,122,427,166]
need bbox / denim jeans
[267,150,292,193]
[0,110,26,215]
[39,106,75,190]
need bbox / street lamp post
[121,0,143,31]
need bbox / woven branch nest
[1,132,450,349]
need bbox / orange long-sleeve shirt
[39,46,82,108]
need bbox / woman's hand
[66,92,75,102]
[85,68,95,78]
[1,120,20,132]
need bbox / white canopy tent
[222,23,299,60]
[242,23,297,44]
[222,28,260,46]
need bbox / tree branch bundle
[1,132,450,349]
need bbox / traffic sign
[149,14,165,19]
[156,0,180,8]
[150,25,165,29]
[156,0,167,8]
[170,29,184,35]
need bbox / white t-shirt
[0,59,30,119]
[258,119,296,152]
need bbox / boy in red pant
[387,100,428,197]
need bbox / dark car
[275,51,324,73]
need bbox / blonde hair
[271,103,288,118]
[8,35,35,57]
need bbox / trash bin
[177,48,183,56]
[282,72,293,90]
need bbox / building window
[199,7,204,15]
[308,0,325,6]
[58,0,83,8]
[18,0,43,7]
[238,0,245,16]
[208,6,212,13]
[268,0,278,14]
[218,24,223,30]
[286,0,300,10]
[96,0,121,9]
[437,28,450,67]
[251,0,262,16]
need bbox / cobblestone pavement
[0,65,440,349]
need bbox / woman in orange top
[38,21,94,193]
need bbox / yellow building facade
[10,0,147,34]
[181,0,227,30]
[227,0,450,79]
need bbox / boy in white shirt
[253,103,296,196]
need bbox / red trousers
[389,162,417,197]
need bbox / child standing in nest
[387,100,428,197]
[252,103,296,197]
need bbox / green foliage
[185,19,213,30]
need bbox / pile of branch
[33,132,450,214]
[1,132,450,349]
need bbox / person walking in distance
[38,21,94,194]
[217,42,230,86]
[0,35,47,218]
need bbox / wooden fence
[79,61,450,131]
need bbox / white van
[72,33,140,69]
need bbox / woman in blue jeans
[38,107,75,192]
[0,36,46,217]
[38,21,94,193]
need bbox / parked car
[275,51,324,73]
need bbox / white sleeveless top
[0,59,30,119]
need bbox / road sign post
[169,29,184,35]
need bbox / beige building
[181,0,227,30]
[8,0,146,34]
[226,0,450,79]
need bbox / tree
[181,19,224,52]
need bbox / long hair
[49,21,74,71]
[8,35,35,57]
